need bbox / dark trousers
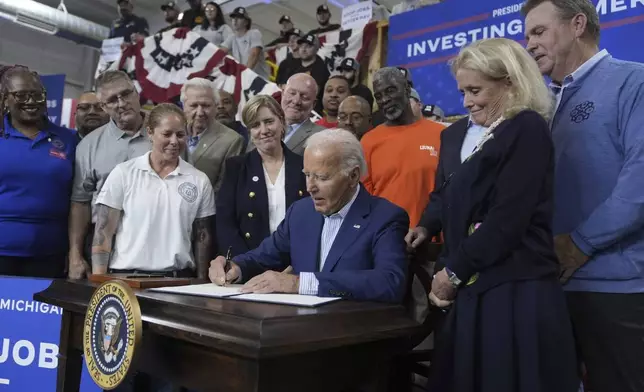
[0,254,66,278]
[567,291,644,392]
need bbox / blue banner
[388,0,644,115]
[40,75,66,126]
[0,277,99,391]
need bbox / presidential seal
[83,280,142,390]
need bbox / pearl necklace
[465,116,506,162]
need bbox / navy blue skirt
[427,277,579,392]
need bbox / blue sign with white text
[0,277,100,391]
[388,0,644,115]
[40,74,66,126]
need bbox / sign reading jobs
[387,0,644,115]
[0,277,100,391]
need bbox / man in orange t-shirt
[361,67,445,228]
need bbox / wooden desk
[35,280,420,392]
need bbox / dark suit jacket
[418,116,468,237]
[234,186,410,303]
[427,110,559,293]
[216,145,308,257]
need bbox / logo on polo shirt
[83,280,142,390]
[178,182,198,203]
[570,101,595,124]
[420,145,438,156]
[51,138,65,150]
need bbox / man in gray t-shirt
[222,6,270,80]
[68,71,151,280]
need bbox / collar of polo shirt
[135,151,189,176]
[108,112,147,140]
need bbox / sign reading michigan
[83,280,142,390]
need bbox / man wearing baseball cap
[108,0,149,43]
[180,0,206,29]
[295,33,330,115]
[422,104,446,123]
[337,58,374,110]
[220,7,270,79]
[156,1,181,34]
[308,4,341,35]
[409,88,423,121]
[275,28,304,86]
[267,15,295,47]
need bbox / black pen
[223,246,232,286]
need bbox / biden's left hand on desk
[429,268,457,307]
[241,269,300,294]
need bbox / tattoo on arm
[91,204,122,275]
[193,217,213,278]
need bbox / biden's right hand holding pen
[209,256,241,286]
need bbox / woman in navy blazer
[412,39,579,392]
[216,95,307,257]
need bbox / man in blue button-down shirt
[209,128,409,303]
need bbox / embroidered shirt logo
[570,101,595,123]
[178,182,198,203]
[420,145,438,156]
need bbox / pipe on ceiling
[0,0,109,48]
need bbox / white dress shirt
[263,161,286,234]
[299,186,361,295]
[460,121,488,162]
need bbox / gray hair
[180,78,219,104]
[373,67,408,87]
[521,0,600,43]
[304,128,367,178]
[95,70,134,96]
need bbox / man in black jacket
[338,58,374,111]
[308,4,341,35]
[266,15,295,47]
[275,28,303,87]
[180,0,205,29]
[294,34,330,115]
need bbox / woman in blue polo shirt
[0,66,77,278]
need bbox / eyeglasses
[7,90,46,104]
[102,89,136,108]
[76,103,104,112]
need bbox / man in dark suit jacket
[210,129,409,303]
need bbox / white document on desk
[230,293,341,307]
[148,283,243,298]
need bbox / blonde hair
[241,95,286,135]
[450,38,554,121]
